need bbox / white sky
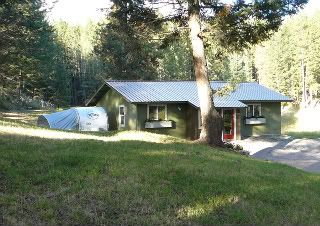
[45,0,111,25]
[46,0,320,25]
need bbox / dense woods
[0,0,318,112]
[0,0,68,108]
[0,0,103,108]
[256,13,320,106]
[54,21,104,106]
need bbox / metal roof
[213,96,247,108]
[87,80,291,108]
[226,82,292,102]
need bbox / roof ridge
[105,79,228,83]
[104,80,262,84]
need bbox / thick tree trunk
[301,58,307,108]
[188,0,223,146]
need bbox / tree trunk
[301,58,307,108]
[188,0,223,146]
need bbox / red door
[223,109,234,140]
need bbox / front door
[223,109,234,140]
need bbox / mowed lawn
[1,112,320,225]
[282,106,320,139]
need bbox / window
[198,109,202,129]
[119,105,125,127]
[246,104,262,118]
[147,105,167,120]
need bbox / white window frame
[119,105,126,127]
[198,109,202,129]
[234,108,237,140]
[246,103,262,118]
[147,104,167,120]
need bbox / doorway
[222,109,234,140]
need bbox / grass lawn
[1,111,320,225]
[286,131,320,139]
[282,105,320,139]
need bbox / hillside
[1,112,320,225]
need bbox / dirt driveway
[234,136,320,173]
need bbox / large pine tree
[149,0,307,146]
[0,0,71,107]
[95,0,163,80]
[95,0,307,145]
[256,12,320,106]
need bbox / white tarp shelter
[37,107,108,131]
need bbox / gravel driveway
[234,136,320,173]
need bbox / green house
[87,80,292,140]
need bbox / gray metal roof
[225,82,292,102]
[213,96,247,108]
[87,80,291,108]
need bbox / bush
[223,142,249,156]
[0,89,54,111]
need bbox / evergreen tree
[148,0,307,145]
[0,0,71,107]
[256,11,320,106]
[158,30,194,80]
[95,0,163,80]
[53,20,104,106]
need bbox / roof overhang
[214,100,247,108]
[86,84,110,106]
[240,99,293,103]
[213,96,247,108]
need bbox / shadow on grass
[0,114,118,138]
[1,133,320,225]
[0,110,52,125]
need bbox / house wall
[95,89,281,139]
[96,89,137,130]
[240,102,281,137]
[187,105,200,140]
[180,107,243,141]
[192,108,242,141]
[137,103,190,138]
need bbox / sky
[46,0,320,25]
[45,0,110,25]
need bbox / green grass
[286,131,320,139]
[1,112,320,225]
[281,105,320,139]
[281,105,299,132]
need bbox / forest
[0,0,319,109]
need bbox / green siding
[186,105,200,140]
[240,102,281,137]
[137,103,189,138]
[96,88,137,130]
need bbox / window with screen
[119,105,125,127]
[198,110,202,129]
[246,104,262,118]
[147,105,167,120]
